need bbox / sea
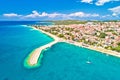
[0,21,120,80]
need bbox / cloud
[81,0,93,3]
[101,14,112,18]
[95,0,110,6]
[47,13,63,18]
[109,6,120,16]
[80,0,120,6]
[24,11,64,18]
[25,10,43,18]
[68,12,99,17]
[2,10,101,20]
[3,13,22,17]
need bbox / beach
[26,27,59,66]
[65,40,120,58]
[26,26,120,67]
[38,27,120,57]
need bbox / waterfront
[1,21,120,80]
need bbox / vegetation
[112,32,118,36]
[51,20,87,25]
[104,20,120,22]
[105,43,120,52]
[105,46,112,50]
[106,30,114,32]
[51,31,58,35]
[58,34,64,38]
[98,32,107,38]
[117,42,120,46]
[112,46,120,52]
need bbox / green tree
[99,33,107,38]
[112,46,120,52]
[58,34,64,38]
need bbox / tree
[117,42,120,46]
[58,34,64,38]
[112,46,120,52]
[99,33,107,38]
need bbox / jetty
[26,28,59,67]
[28,40,58,65]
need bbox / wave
[21,25,30,27]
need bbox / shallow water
[0,22,120,80]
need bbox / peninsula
[24,28,59,68]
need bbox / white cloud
[24,11,64,18]
[2,10,101,20]
[40,12,48,17]
[48,13,62,18]
[95,0,110,6]
[25,10,42,18]
[91,14,100,17]
[109,6,120,16]
[81,0,93,3]
[101,14,111,18]
[80,0,120,6]
[96,0,120,6]
[3,13,22,17]
[69,12,86,17]
[69,12,99,17]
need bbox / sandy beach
[65,40,120,58]
[38,27,120,58]
[27,27,59,66]
[27,27,120,67]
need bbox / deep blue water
[0,21,120,80]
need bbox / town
[34,21,120,52]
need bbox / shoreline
[24,26,120,68]
[64,40,120,58]
[24,27,59,68]
[37,27,120,58]
[24,49,44,68]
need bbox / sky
[0,0,120,21]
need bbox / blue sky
[0,0,120,20]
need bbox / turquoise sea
[0,21,120,80]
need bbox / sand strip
[26,28,59,66]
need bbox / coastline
[65,40,120,58]
[24,26,120,68]
[24,27,59,68]
[36,27,120,58]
